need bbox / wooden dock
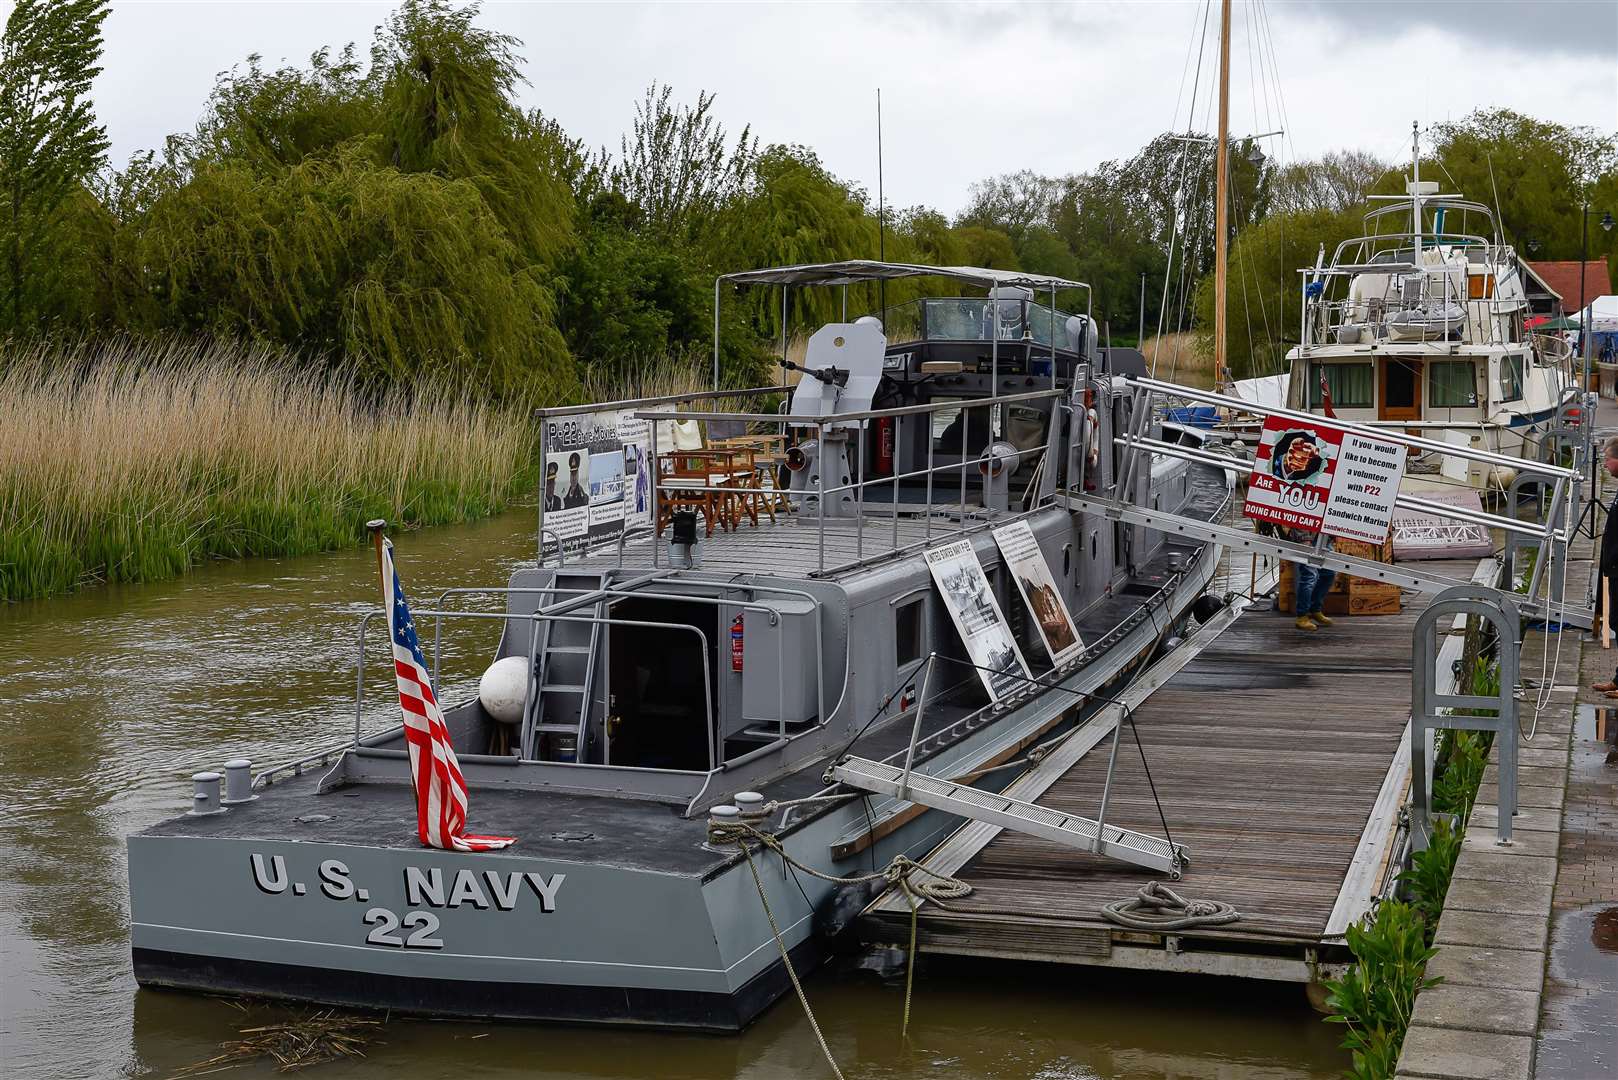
[863,557,1493,984]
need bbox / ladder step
[545,645,592,655]
[536,724,580,734]
[541,683,587,693]
[828,755,1185,876]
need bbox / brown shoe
[1294,616,1318,632]
[1594,681,1618,692]
[1606,690,1618,700]
[1309,610,1334,627]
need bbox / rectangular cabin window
[895,596,924,668]
[1429,362,1477,407]
[1496,355,1524,403]
[1309,363,1374,408]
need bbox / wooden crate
[1348,583,1403,615]
[1276,539,1402,616]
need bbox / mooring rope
[1100,881,1241,931]
[708,817,974,1064]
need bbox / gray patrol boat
[128,261,1229,1031]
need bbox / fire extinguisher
[875,415,894,476]
[730,614,744,672]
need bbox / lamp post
[1576,208,1614,541]
[1578,206,1615,377]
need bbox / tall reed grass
[1141,332,1218,387]
[0,337,535,601]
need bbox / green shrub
[1324,900,1442,1080]
[1401,816,1462,933]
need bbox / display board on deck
[1242,416,1407,544]
[540,410,656,556]
[924,539,1031,700]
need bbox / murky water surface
[0,513,1347,1079]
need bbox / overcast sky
[71,1,1618,214]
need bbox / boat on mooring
[127,260,1230,1031]
[1284,125,1577,491]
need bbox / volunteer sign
[1242,417,1406,543]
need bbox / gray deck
[572,505,997,579]
[864,558,1484,973]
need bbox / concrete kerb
[1394,488,1594,1080]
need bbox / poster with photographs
[991,521,1083,667]
[541,409,655,556]
[924,539,1031,701]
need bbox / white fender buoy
[478,655,529,724]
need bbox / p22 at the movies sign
[1242,416,1406,544]
[540,410,656,557]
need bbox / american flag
[379,537,515,852]
[1318,367,1337,419]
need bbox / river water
[0,511,1347,1079]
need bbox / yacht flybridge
[127,261,1229,1031]
[1285,128,1576,490]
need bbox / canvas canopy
[718,259,1086,293]
[1572,295,1618,334]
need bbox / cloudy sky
[79,1,1618,214]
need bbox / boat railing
[323,576,833,779]
[1299,258,1531,350]
[631,387,1068,575]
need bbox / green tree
[1384,109,1618,270]
[112,0,576,395]
[728,144,880,338]
[0,0,110,330]
[608,83,756,253]
[1193,204,1366,378]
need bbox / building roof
[1527,260,1613,311]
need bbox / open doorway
[607,597,718,770]
[1380,359,1422,421]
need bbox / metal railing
[1090,374,1585,614]
[340,579,828,772]
[636,387,1067,574]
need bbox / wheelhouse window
[1309,363,1373,408]
[1496,355,1524,402]
[1429,362,1477,407]
[895,596,924,668]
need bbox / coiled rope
[1100,881,1241,931]
[707,817,974,1075]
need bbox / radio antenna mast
[877,87,887,317]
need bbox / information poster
[1321,431,1407,544]
[541,409,655,556]
[1242,417,1406,543]
[991,521,1083,667]
[924,539,1031,701]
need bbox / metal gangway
[1064,375,1587,618]
[1063,374,1588,853]
[828,650,1190,878]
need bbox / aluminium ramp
[827,756,1186,877]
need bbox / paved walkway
[1398,407,1618,1080]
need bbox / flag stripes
[380,537,515,853]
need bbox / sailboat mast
[1411,121,1422,265]
[1213,0,1231,387]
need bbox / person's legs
[1294,564,1319,630]
[1309,567,1337,624]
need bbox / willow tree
[117,0,576,397]
[373,0,573,270]
[138,141,573,398]
[0,0,110,331]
